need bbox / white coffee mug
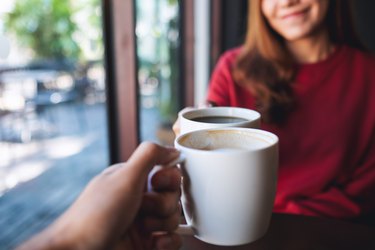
[174,128,278,246]
[179,107,261,135]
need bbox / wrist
[17,222,78,250]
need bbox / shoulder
[209,48,244,90]
[214,46,243,69]
[342,45,375,66]
[210,46,243,80]
[334,45,375,83]
[341,46,375,94]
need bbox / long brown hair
[233,0,364,124]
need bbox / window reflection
[0,0,108,248]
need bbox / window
[136,0,181,145]
[0,0,259,247]
[0,0,108,248]
[106,0,195,161]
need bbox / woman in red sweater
[206,0,375,221]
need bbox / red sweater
[207,46,375,219]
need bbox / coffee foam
[179,130,271,151]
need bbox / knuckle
[157,195,177,216]
[163,211,180,231]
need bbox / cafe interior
[1,0,375,249]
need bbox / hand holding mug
[17,143,183,250]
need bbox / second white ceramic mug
[179,107,261,135]
[174,128,279,246]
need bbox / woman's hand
[17,142,182,250]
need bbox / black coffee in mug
[191,116,249,124]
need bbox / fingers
[150,167,182,191]
[141,168,182,229]
[141,190,181,217]
[153,232,182,250]
[143,166,181,217]
[140,203,182,233]
[140,167,182,235]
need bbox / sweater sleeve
[285,134,375,219]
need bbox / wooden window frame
[104,0,139,163]
[181,0,195,107]
[104,0,195,162]
[210,0,223,72]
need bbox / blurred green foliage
[4,0,101,61]
[167,0,178,5]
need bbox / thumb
[118,142,180,190]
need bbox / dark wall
[353,0,375,53]
[220,0,375,54]
[219,0,248,52]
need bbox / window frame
[104,0,139,163]
[104,0,195,162]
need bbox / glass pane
[136,0,181,145]
[0,0,108,248]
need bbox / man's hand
[17,142,182,250]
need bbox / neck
[286,30,334,64]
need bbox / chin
[284,34,308,41]
[281,28,313,41]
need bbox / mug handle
[163,154,195,236]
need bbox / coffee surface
[191,116,249,124]
[179,130,271,151]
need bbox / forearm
[16,223,76,250]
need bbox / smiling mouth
[282,8,309,19]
